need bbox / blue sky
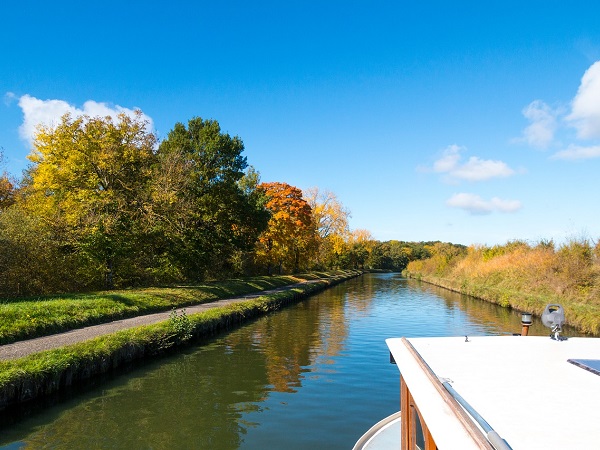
[2,1,600,246]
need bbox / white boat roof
[387,336,600,450]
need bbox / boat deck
[387,336,600,449]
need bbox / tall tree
[153,118,268,279]
[229,166,271,274]
[304,187,351,268]
[255,182,316,274]
[25,112,157,288]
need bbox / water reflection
[415,281,584,337]
[2,341,271,449]
[0,273,582,449]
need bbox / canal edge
[0,271,362,411]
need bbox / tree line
[0,112,448,297]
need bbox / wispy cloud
[3,92,17,106]
[433,145,515,182]
[566,61,600,139]
[551,144,600,161]
[432,144,462,173]
[446,193,522,215]
[514,100,558,149]
[16,94,154,145]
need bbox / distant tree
[416,241,467,275]
[255,182,316,274]
[347,229,374,269]
[367,240,438,271]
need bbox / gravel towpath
[0,281,317,362]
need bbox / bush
[0,207,79,297]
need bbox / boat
[353,305,600,449]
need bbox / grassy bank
[0,275,313,345]
[405,240,600,335]
[0,271,360,410]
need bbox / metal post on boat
[521,313,532,336]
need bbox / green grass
[0,271,360,407]
[0,275,306,345]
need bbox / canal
[0,273,563,449]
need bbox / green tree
[153,118,268,279]
[367,240,436,271]
[229,166,271,274]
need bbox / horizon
[2,2,600,247]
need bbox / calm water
[0,274,565,449]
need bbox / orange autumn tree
[255,182,316,274]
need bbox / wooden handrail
[401,338,495,450]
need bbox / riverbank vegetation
[0,271,357,410]
[0,275,304,345]
[0,114,435,299]
[405,239,600,335]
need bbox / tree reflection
[4,286,352,449]
[6,339,270,449]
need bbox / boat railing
[441,380,513,450]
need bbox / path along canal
[0,273,576,449]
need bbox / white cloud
[566,60,600,139]
[433,144,463,172]
[515,100,558,148]
[551,144,600,160]
[432,145,515,181]
[452,157,515,181]
[17,94,154,145]
[4,92,17,106]
[446,193,522,215]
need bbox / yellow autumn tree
[24,111,157,288]
[255,182,316,274]
[304,187,351,268]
